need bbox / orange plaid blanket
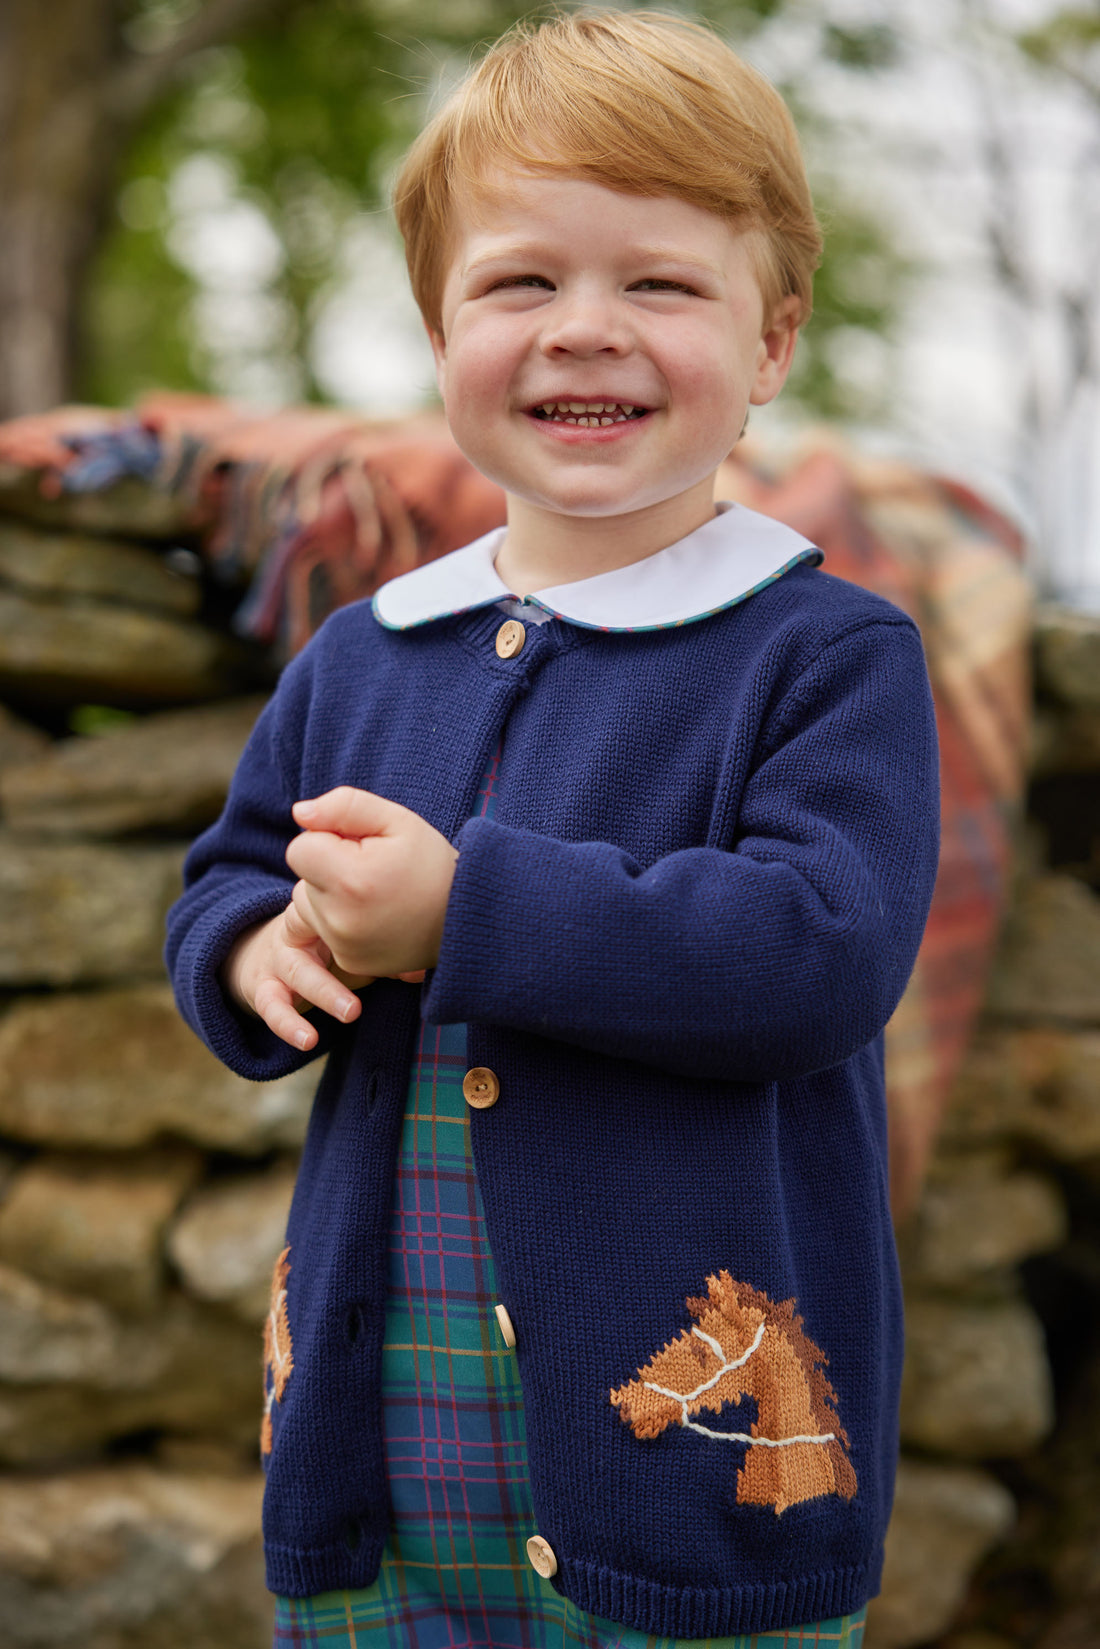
[0,401,1032,1212]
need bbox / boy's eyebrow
[461,243,727,279]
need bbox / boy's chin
[505,482,717,526]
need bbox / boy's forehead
[446,166,756,257]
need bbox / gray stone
[945,1026,1100,1161]
[0,520,200,617]
[1030,705,1100,777]
[1035,605,1100,710]
[0,695,267,837]
[0,1378,260,1467]
[167,1160,298,1322]
[0,1264,121,1386]
[0,1149,20,1201]
[0,1465,271,1648]
[0,1266,262,1462]
[867,1458,1015,1649]
[900,1295,1054,1457]
[986,875,1100,1025]
[0,704,49,772]
[938,1635,1018,1649]
[901,1152,1067,1286]
[0,590,252,710]
[0,986,315,1153]
[0,839,184,985]
[0,1151,204,1312]
[0,462,195,539]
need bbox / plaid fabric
[272,1593,867,1648]
[273,745,868,1648]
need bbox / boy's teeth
[537,401,641,424]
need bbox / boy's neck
[494,483,718,597]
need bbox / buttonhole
[342,1517,363,1553]
[345,1304,365,1346]
[364,1071,380,1115]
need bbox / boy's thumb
[293,786,394,839]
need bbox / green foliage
[68,705,139,736]
[822,22,898,71]
[80,0,907,423]
[1018,5,1100,62]
[790,203,910,421]
[81,98,203,406]
[1017,6,1100,97]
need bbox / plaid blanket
[0,404,1032,1212]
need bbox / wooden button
[462,1067,500,1109]
[526,1534,558,1579]
[494,1303,516,1347]
[495,619,526,659]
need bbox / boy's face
[429,171,799,539]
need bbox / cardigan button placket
[462,1067,500,1109]
[494,619,526,659]
[526,1534,558,1579]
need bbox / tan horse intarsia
[610,1272,857,1515]
[261,1245,294,1456]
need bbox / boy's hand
[285,787,459,980]
[222,901,371,1051]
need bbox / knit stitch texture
[165,560,940,1636]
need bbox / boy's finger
[293,786,399,840]
[252,978,320,1051]
[290,877,328,939]
[285,828,364,890]
[282,896,322,946]
[281,946,363,1026]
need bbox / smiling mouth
[530,401,649,427]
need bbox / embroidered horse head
[609,1271,857,1515]
[261,1246,294,1456]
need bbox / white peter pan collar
[371,500,822,633]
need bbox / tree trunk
[0,0,296,420]
[0,0,127,418]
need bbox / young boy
[166,11,939,1647]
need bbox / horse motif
[261,1245,294,1456]
[609,1271,857,1515]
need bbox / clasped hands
[224,787,459,1050]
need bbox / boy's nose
[538,290,632,357]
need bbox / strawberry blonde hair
[392,9,822,336]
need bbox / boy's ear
[749,294,802,407]
[427,323,447,392]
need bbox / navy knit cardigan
[166,560,940,1637]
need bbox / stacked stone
[0,455,1097,1647]
[869,608,1100,1649]
[0,474,306,1647]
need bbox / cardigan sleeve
[424,617,941,1084]
[164,651,337,1082]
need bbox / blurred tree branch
[963,0,1100,584]
[112,0,306,122]
[0,0,314,418]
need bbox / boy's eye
[488,274,555,291]
[630,278,698,294]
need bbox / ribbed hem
[265,1535,387,1598]
[557,1556,881,1639]
[266,1536,881,1634]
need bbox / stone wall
[0,475,1096,1648]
